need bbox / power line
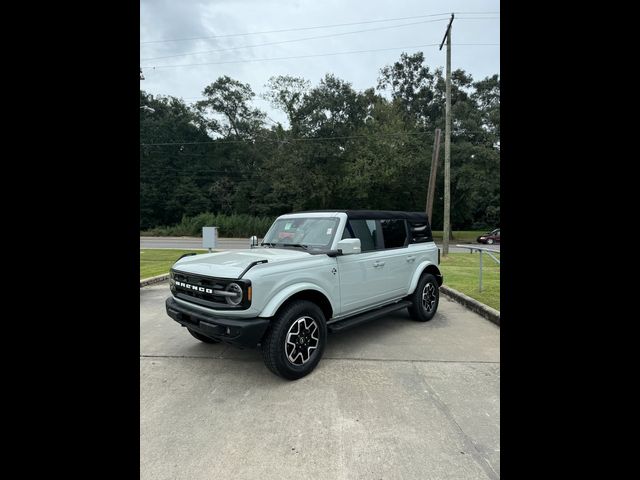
[141,18,450,61]
[141,42,498,70]
[140,11,499,45]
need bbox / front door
[337,219,389,315]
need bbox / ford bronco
[166,210,443,380]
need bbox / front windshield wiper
[261,242,277,247]
[276,243,309,250]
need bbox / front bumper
[166,297,270,348]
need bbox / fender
[259,282,336,318]
[407,261,442,294]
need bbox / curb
[140,274,169,288]
[440,285,500,326]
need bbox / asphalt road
[140,236,500,253]
[140,283,500,479]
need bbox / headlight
[225,282,243,306]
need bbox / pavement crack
[323,357,499,364]
[140,354,499,365]
[412,363,500,480]
[141,354,226,360]
[217,344,231,359]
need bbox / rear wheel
[187,328,220,344]
[408,273,440,322]
[261,300,327,380]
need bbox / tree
[263,75,310,132]
[377,52,440,128]
[139,54,500,231]
[140,92,213,227]
[196,76,265,138]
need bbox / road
[140,236,500,253]
[140,283,500,479]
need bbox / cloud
[140,0,499,126]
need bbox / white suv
[166,210,443,379]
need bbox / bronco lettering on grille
[175,281,214,294]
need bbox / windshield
[262,217,339,250]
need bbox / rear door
[375,219,414,298]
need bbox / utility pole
[425,128,441,222]
[439,13,454,256]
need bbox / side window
[408,220,433,243]
[380,219,408,249]
[343,220,378,252]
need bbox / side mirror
[336,238,361,255]
[249,235,258,249]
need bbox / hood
[172,248,311,279]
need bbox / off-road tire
[407,273,440,322]
[261,300,327,380]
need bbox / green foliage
[142,213,275,238]
[140,51,500,231]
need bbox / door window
[342,220,378,252]
[380,219,408,249]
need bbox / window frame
[342,218,411,252]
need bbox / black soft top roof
[345,210,429,222]
[299,210,430,222]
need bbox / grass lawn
[140,249,206,279]
[439,252,500,311]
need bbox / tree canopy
[140,52,500,231]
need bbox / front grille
[172,272,228,303]
[171,269,250,309]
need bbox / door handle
[373,261,385,267]
[406,256,415,262]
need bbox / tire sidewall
[411,273,440,321]
[271,301,327,379]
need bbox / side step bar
[327,300,412,333]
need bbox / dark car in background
[477,228,500,245]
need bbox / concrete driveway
[141,283,500,480]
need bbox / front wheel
[187,328,220,344]
[261,300,327,380]
[486,238,494,245]
[407,273,440,322]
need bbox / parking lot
[141,283,500,479]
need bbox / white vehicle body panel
[170,211,440,321]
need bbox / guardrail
[455,245,500,292]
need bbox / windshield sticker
[326,228,332,235]
[285,222,292,230]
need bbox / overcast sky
[140,0,499,125]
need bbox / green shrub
[141,213,276,237]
